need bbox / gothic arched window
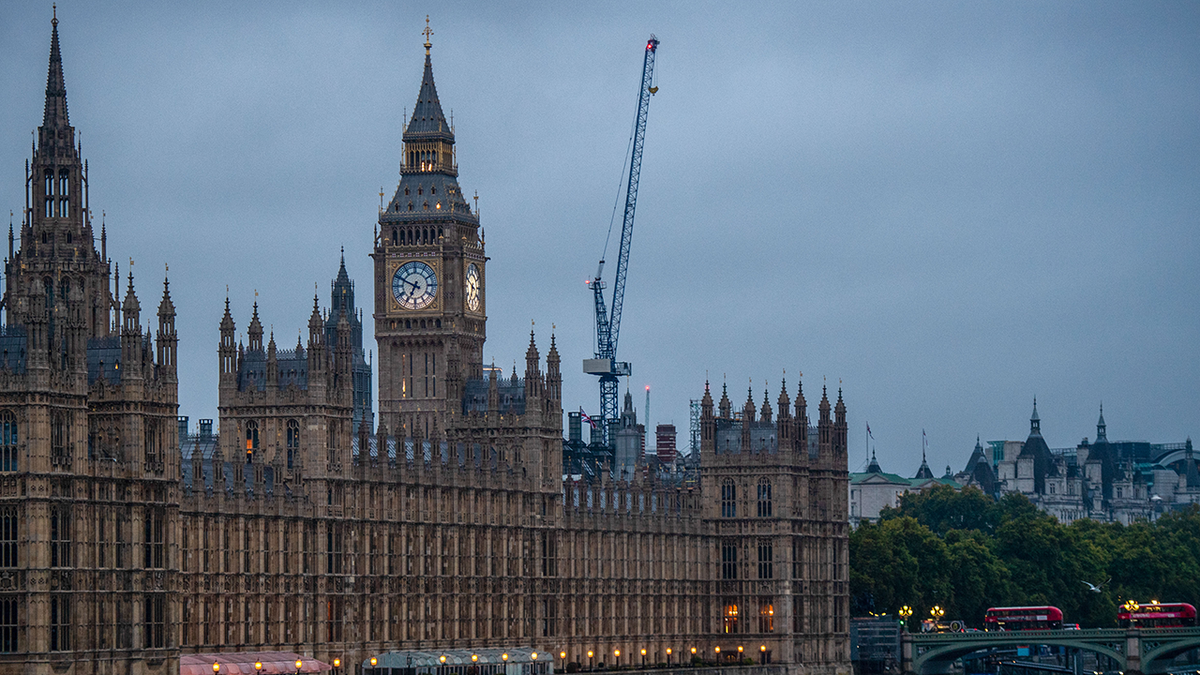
[244,421,259,462]
[286,419,300,469]
[0,411,17,472]
[50,411,68,466]
[720,479,736,518]
[757,539,774,579]
[757,478,773,517]
[721,541,738,580]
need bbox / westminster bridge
[902,627,1200,675]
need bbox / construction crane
[583,34,660,449]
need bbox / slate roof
[405,53,451,138]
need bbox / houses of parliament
[0,13,850,675]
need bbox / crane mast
[584,34,659,449]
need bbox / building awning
[182,652,332,675]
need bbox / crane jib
[587,34,659,448]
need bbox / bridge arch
[906,630,1127,675]
[1153,448,1194,470]
[1139,628,1200,674]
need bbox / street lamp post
[899,605,913,632]
[587,651,594,670]
[212,664,220,675]
[560,652,567,671]
[640,649,646,667]
[760,646,766,665]
[666,648,672,665]
[614,649,620,668]
[295,660,304,675]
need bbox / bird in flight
[1082,578,1111,593]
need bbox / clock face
[465,263,481,312]
[392,261,438,310]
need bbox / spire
[525,328,539,367]
[1030,397,1041,436]
[1096,403,1108,443]
[335,246,350,286]
[795,377,807,421]
[248,300,263,352]
[157,271,175,317]
[220,296,235,333]
[122,268,140,318]
[43,7,69,130]
[866,447,882,473]
[914,441,934,479]
[777,377,791,419]
[406,19,451,138]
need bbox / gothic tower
[4,9,113,341]
[373,25,484,441]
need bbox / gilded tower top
[380,20,475,223]
[405,17,451,140]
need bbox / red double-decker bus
[1118,602,1197,628]
[984,606,1064,631]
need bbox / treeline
[850,485,1200,628]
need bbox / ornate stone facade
[0,16,851,675]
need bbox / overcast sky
[2,1,1197,475]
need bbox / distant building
[656,423,677,464]
[956,401,1198,524]
[848,449,961,527]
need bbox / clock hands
[399,275,422,295]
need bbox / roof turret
[914,448,934,479]
[122,270,140,319]
[866,448,882,473]
[1095,403,1108,443]
[220,297,235,334]
[158,273,175,318]
[718,381,731,418]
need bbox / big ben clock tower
[373,21,485,440]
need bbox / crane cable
[600,89,642,265]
